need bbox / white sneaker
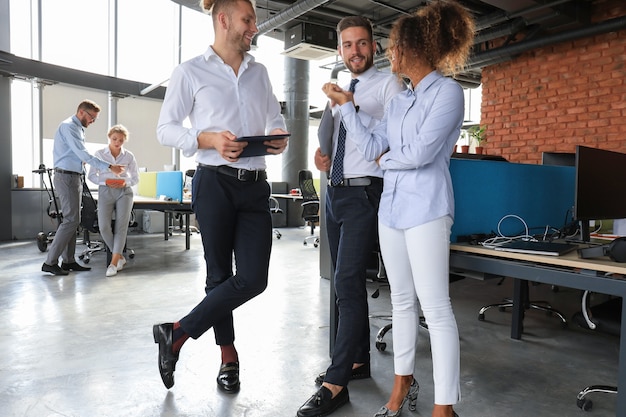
[116,257,127,271]
[106,264,118,277]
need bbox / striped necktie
[330,78,359,186]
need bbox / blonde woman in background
[88,124,139,277]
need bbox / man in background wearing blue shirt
[42,100,125,276]
[297,16,405,417]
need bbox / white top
[157,46,286,171]
[87,146,139,187]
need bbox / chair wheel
[83,258,90,264]
[478,313,485,321]
[577,398,593,411]
[36,232,48,252]
[78,254,85,260]
[376,341,386,351]
[129,253,135,259]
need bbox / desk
[271,192,302,201]
[132,196,193,250]
[450,243,626,415]
[93,193,193,250]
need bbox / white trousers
[379,216,460,405]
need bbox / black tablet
[236,134,290,157]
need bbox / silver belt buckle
[237,169,246,181]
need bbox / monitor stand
[566,221,599,245]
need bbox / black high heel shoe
[373,378,420,417]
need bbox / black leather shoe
[42,262,69,276]
[61,262,91,271]
[217,362,240,393]
[297,386,349,417]
[152,323,179,389]
[315,362,371,385]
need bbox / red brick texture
[479,0,626,163]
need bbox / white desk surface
[271,193,302,200]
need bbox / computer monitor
[542,152,576,167]
[574,145,626,242]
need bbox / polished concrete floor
[0,227,620,417]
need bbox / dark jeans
[179,166,272,345]
[323,178,382,386]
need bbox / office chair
[298,169,320,247]
[477,279,568,327]
[573,290,620,411]
[168,169,199,236]
[269,196,283,239]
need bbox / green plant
[467,125,487,146]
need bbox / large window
[8,0,482,188]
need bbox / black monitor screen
[575,145,626,240]
[542,152,575,167]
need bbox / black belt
[54,168,82,176]
[198,163,267,182]
[329,176,381,187]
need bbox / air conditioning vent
[282,43,337,61]
[283,23,337,61]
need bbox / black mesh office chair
[298,169,320,247]
[573,290,620,411]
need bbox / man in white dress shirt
[152,0,288,394]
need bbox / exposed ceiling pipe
[170,0,331,37]
[467,15,626,70]
[256,0,331,37]
[473,18,527,44]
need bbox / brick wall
[480,1,626,163]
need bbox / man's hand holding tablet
[236,130,290,158]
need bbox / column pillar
[282,57,310,227]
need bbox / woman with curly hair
[322,1,475,416]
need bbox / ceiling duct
[282,23,337,60]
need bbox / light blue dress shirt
[328,66,405,179]
[53,115,110,173]
[340,71,464,230]
[157,46,286,171]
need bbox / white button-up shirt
[157,46,286,171]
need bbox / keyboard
[494,240,579,256]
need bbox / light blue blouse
[339,70,464,230]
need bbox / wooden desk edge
[450,243,626,276]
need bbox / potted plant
[468,125,487,154]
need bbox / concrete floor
[0,227,619,417]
